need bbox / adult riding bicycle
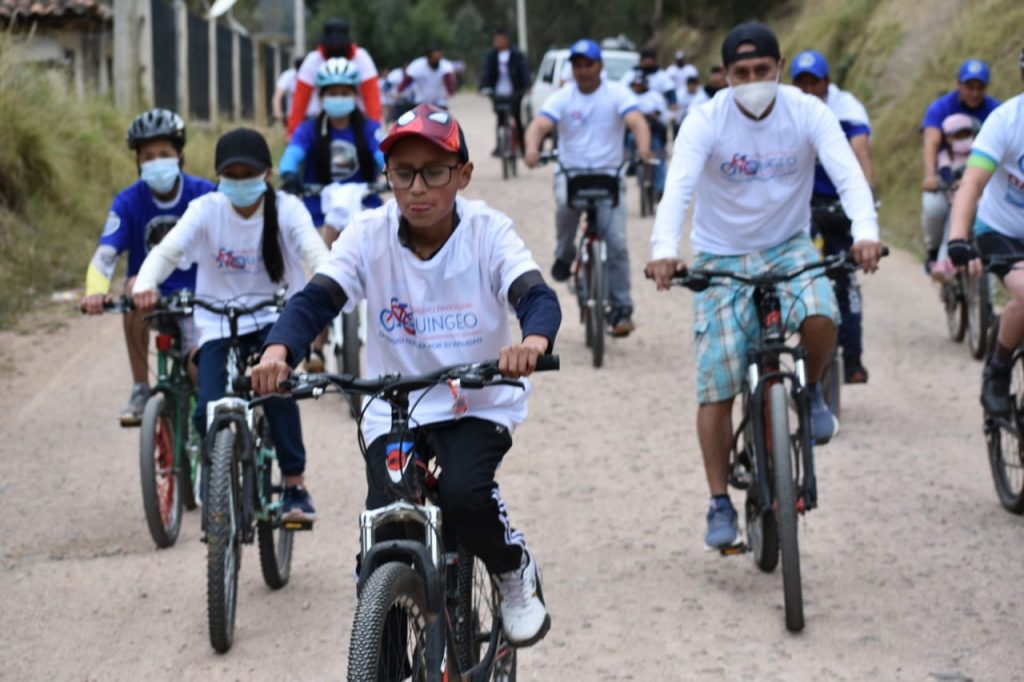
[193,290,304,653]
[663,248,887,632]
[85,293,201,548]
[258,355,559,680]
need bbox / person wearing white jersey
[947,49,1024,417]
[399,48,457,108]
[524,38,653,337]
[665,50,690,90]
[620,48,675,97]
[253,105,561,647]
[671,64,708,133]
[646,23,883,550]
[133,128,329,524]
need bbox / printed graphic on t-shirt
[377,297,482,350]
[1007,169,1024,208]
[330,138,359,181]
[144,214,180,253]
[102,212,121,237]
[719,151,800,182]
[214,246,262,273]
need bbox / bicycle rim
[770,382,804,632]
[746,388,778,573]
[139,393,182,548]
[207,426,242,653]
[944,280,967,342]
[454,547,516,679]
[987,354,1024,513]
[588,240,605,368]
[257,413,293,589]
[966,273,991,360]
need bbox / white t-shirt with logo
[496,50,514,96]
[135,192,327,348]
[317,197,540,443]
[297,47,379,116]
[404,57,455,106]
[973,95,1024,238]
[651,84,879,257]
[540,79,639,169]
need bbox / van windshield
[603,54,639,80]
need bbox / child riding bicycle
[132,127,329,524]
[81,109,215,426]
[252,104,562,647]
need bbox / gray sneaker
[119,383,150,427]
[807,383,839,444]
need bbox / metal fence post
[232,25,241,121]
[175,0,188,117]
[208,13,218,127]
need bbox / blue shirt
[101,174,215,295]
[813,120,871,198]
[922,90,1001,130]
[280,117,384,226]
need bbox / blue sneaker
[282,485,317,523]
[807,383,839,444]
[705,497,740,549]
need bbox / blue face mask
[322,95,357,119]
[140,158,181,194]
[218,176,267,208]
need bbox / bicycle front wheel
[943,280,967,342]
[769,382,804,632]
[966,272,992,360]
[139,392,182,548]
[347,562,430,681]
[498,125,511,181]
[986,350,1024,513]
[207,426,242,653]
[455,547,517,680]
[587,240,606,368]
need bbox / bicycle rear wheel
[139,393,182,548]
[255,413,293,589]
[207,426,242,653]
[966,272,992,360]
[769,382,804,632]
[455,547,517,680]
[587,240,606,368]
[342,310,363,419]
[498,125,511,181]
[986,350,1024,513]
[821,351,842,419]
[347,562,430,681]
[943,280,967,342]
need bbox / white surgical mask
[729,73,780,118]
[951,138,974,155]
[140,158,181,194]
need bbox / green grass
[0,36,287,328]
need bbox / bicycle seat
[567,174,620,209]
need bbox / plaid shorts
[692,233,840,404]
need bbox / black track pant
[364,417,525,574]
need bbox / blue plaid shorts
[692,233,840,404]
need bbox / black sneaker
[982,363,1012,416]
[550,259,572,283]
[282,485,318,523]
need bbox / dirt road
[2,94,1023,681]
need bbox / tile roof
[0,1,113,22]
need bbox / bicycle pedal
[718,543,748,556]
[282,519,314,532]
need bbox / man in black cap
[646,22,884,551]
[287,19,383,136]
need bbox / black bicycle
[666,249,886,632]
[190,290,305,653]
[264,355,559,680]
[490,94,520,180]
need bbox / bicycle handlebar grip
[233,376,252,393]
[881,246,890,257]
[535,354,560,372]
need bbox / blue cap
[791,50,829,80]
[569,39,601,62]
[958,59,990,84]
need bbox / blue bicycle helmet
[316,57,360,89]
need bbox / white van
[524,44,639,123]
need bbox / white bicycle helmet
[316,57,360,89]
[127,108,186,151]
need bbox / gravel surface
[2,93,1023,681]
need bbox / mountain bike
[627,116,664,218]
[192,290,304,653]
[263,355,559,680]
[88,294,201,548]
[666,249,886,632]
[544,154,626,368]
[490,94,519,180]
[981,256,1024,513]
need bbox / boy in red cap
[254,104,561,648]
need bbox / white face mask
[950,137,974,155]
[729,73,780,118]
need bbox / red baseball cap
[380,104,469,162]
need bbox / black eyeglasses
[385,165,461,189]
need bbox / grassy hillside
[0,37,285,327]
[663,0,1024,254]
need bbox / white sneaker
[493,550,551,647]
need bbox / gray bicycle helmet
[127,108,186,151]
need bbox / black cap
[322,19,349,45]
[721,22,780,67]
[215,128,271,175]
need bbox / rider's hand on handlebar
[524,149,541,169]
[947,238,984,277]
[645,258,687,291]
[252,345,294,396]
[851,240,884,274]
[81,293,109,315]
[499,336,548,378]
[132,289,159,312]
[922,174,940,192]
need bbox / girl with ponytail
[132,127,329,523]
